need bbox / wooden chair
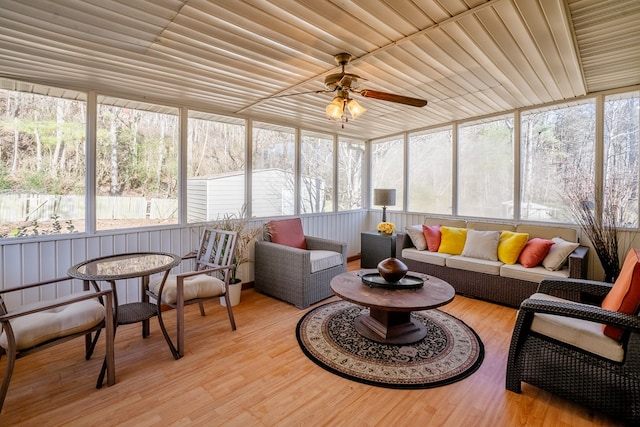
[148,228,238,359]
[0,277,115,412]
[506,248,640,423]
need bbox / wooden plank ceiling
[0,0,638,140]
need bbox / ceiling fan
[270,53,428,124]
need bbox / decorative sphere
[377,257,408,283]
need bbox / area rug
[296,300,484,389]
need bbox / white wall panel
[1,212,367,307]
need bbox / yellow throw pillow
[498,231,529,264]
[438,226,468,255]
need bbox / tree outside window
[408,127,452,214]
[251,122,295,217]
[371,137,404,212]
[187,112,246,222]
[338,138,364,211]
[520,101,596,222]
[0,85,86,238]
[300,131,333,213]
[458,117,514,219]
[96,99,179,230]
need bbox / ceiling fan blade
[358,89,428,107]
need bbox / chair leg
[0,338,17,412]
[85,329,102,360]
[198,301,206,316]
[224,296,237,331]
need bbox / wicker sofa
[396,219,589,308]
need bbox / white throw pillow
[405,224,427,251]
[542,237,580,271]
[461,230,500,261]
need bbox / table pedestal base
[354,308,427,345]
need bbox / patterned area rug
[296,300,484,389]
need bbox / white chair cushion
[401,248,450,266]
[0,290,104,351]
[529,292,625,362]
[149,274,226,305]
[310,250,343,273]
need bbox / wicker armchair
[506,251,640,423]
[254,218,347,309]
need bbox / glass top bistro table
[330,269,456,345]
[68,252,181,385]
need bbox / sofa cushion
[268,218,307,249]
[446,255,502,275]
[466,221,515,232]
[529,292,624,362]
[424,217,466,228]
[518,238,554,268]
[601,248,640,340]
[422,224,441,252]
[402,248,450,266]
[461,230,500,261]
[405,225,427,251]
[438,226,467,255]
[516,224,577,243]
[501,263,569,282]
[542,237,579,271]
[309,250,343,273]
[497,231,529,265]
[0,291,105,351]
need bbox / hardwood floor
[0,261,625,426]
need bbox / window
[604,91,639,228]
[96,98,179,230]
[371,137,404,212]
[337,138,364,211]
[251,122,295,217]
[458,117,514,218]
[0,81,86,238]
[408,127,452,214]
[520,101,596,222]
[300,131,334,213]
[187,112,246,222]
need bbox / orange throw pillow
[601,248,640,340]
[518,238,554,268]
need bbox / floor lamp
[374,189,396,223]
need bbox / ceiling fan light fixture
[326,96,344,121]
[346,98,366,119]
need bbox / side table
[361,231,396,268]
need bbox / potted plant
[210,205,262,306]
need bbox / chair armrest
[0,276,77,295]
[174,264,233,280]
[519,297,640,333]
[395,232,414,251]
[537,277,613,297]
[255,240,312,259]
[568,245,589,279]
[0,289,114,321]
[305,236,347,255]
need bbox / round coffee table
[330,270,455,344]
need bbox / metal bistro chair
[0,276,115,412]
[148,228,238,359]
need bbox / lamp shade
[325,97,344,121]
[373,188,396,206]
[346,98,366,119]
